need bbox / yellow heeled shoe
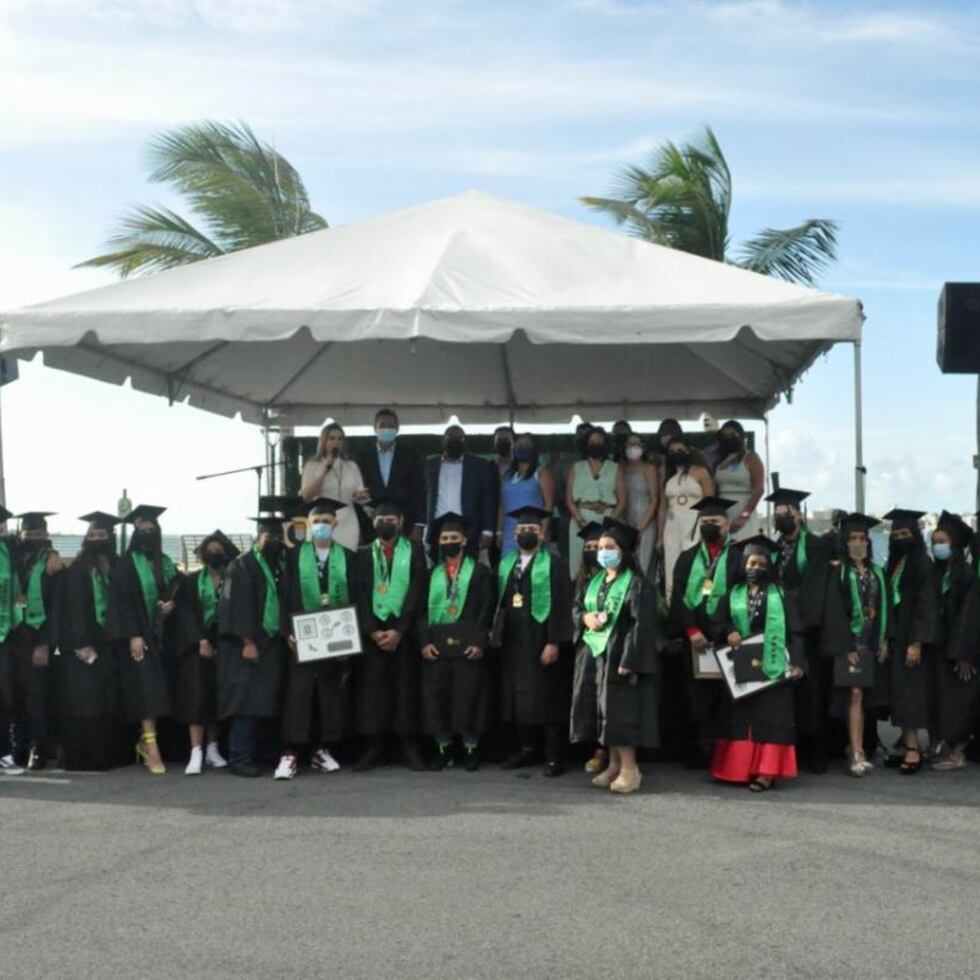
[584,748,608,774]
[136,731,166,775]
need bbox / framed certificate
[692,645,722,680]
[291,604,364,663]
[713,634,790,701]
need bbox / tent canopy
[0,189,863,425]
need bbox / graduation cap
[259,495,305,520]
[17,511,55,531]
[197,529,241,560]
[599,517,639,553]
[737,534,778,559]
[883,508,926,532]
[840,512,880,534]
[432,511,471,536]
[764,487,810,509]
[124,504,166,525]
[508,505,551,526]
[250,514,286,534]
[79,511,122,531]
[306,497,347,517]
[936,511,973,550]
[372,495,404,518]
[691,496,736,518]
[577,521,603,542]
[0,506,13,523]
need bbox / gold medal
[447,604,458,617]
[702,578,714,596]
[512,593,524,609]
[378,583,389,595]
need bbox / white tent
[0,190,866,498]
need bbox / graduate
[570,518,659,795]
[0,505,21,772]
[57,512,130,771]
[496,506,573,777]
[420,512,494,772]
[275,497,357,781]
[710,535,806,792]
[928,512,978,772]
[217,508,289,777]
[352,497,428,772]
[3,512,63,770]
[881,509,937,774]
[767,486,834,773]
[174,531,238,775]
[575,521,609,777]
[667,496,740,768]
[820,513,889,776]
[107,505,180,775]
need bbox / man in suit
[357,408,426,544]
[425,425,495,560]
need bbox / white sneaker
[205,742,228,769]
[274,754,298,780]
[311,747,341,773]
[185,747,204,776]
[0,754,25,776]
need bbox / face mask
[597,548,621,570]
[586,444,606,460]
[891,537,914,556]
[84,538,112,555]
[376,427,398,445]
[847,540,868,561]
[311,523,333,542]
[575,433,591,458]
[932,543,952,562]
[517,530,539,551]
[720,435,742,455]
[292,527,307,543]
[204,551,227,569]
[745,566,769,584]
[132,528,161,554]
[376,521,399,541]
[775,514,797,536]
[262,540,283,560]
[700,523,723,543]
[514,446,535,463]
[667,452,688,468]
[495,439,512,457]
[445,438,465,459]
[583,550,599,570]
[441,541,463,560]
[625,445,644,462]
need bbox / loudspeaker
[937,282,980,373]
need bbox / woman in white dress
[299,423,368,551]
[660,437,715,603]
[712,420,765,541]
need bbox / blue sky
[1,0,978,533]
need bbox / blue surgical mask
[376,427,398,445]
[597,548,621,570]
[932,542,952,562]
[311,523,333,542]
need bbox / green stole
[252,548,281,637]
[197,568,220,628]
[889,557,907,607]
[24,549,50,629]
[497,548,552,624]
[582,568,634,658]
[91,566,110,629]
[428,556,476,625]
[372,538,412,620]
[842,564,887,649]
[130,550,177,624]
[0,540,13,642]
[298,542,349,612]
[730,582,787,680]
[682,541,729,616]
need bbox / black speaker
[937,282,980,373]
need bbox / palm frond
[734,219,839,285]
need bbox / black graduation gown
[498,551,573,728]
[570,571,660,749]
[280,543,358,745]
[419,560,494,740]
[929,561,979,746]
[173,569,223,726]
[106,551,181,721]
[885,549,937,729]
[216,551,287,720]
[353,539,427,737]
[711,587,806,746]
[56,554,129,770]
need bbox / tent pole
[853,340,866,512]
[763,413,771,532]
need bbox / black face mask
[586,444,606,460]
[775,514,798,536]
[444,438,465,460]
[204,551,227,569]
[262,540,284,561]
[575,433,591,458]
[745,566,769,584]
[132,528,161,554]
[376,521,399,542]
[517,530,539,551]
[22,537,50,553]
[84,538,113,556]
[495,439,512,457]
[720,436,742,455]
[891,537,914,556]
[583,550,599,570]
[667,452,689,468]
[441,541,463,560]
[700,523,723,544]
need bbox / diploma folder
[429,623,484,660]
[713,634,791,701]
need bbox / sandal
[932,751,966,772]
[898,749,922,775]
[584,749,608,774]
[591,767,620,788]
[748,777,773,793]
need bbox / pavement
[2,758,980,980]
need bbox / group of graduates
[1,482,978,796]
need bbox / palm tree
[581,126,838,286]
[79,121,327,277]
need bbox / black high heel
[899,748,922,775]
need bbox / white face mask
[625,445,644,462]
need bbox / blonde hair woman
[300,423,369,551]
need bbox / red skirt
[711,738,798,784]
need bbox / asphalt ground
[2,754,979,980]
